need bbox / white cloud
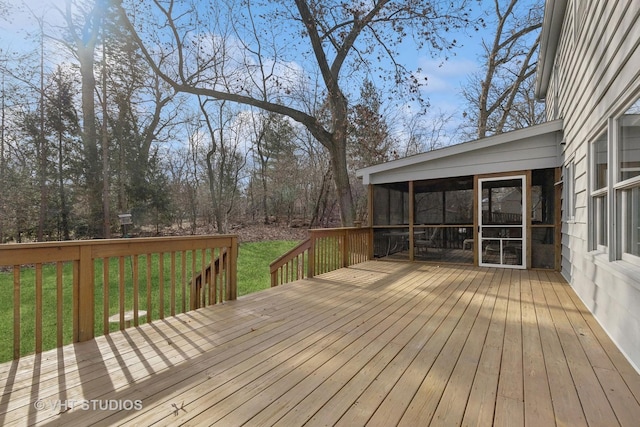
[415,57,480,94]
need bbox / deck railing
[269,227,372,287]
[0,235,237,361]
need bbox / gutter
[534,0,568,100]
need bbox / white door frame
[478,175,527,269]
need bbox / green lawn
[237,240,300,295]
[0,239,300,363]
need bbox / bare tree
[0,63,6,242]
[248,111,296,224]
[62,0,106,237]
[176,114,206,234]
[35,13,48,241]
[199,98,247,233]
[116,0,479,226]
[461,0,543,139]
[401,108,454,156]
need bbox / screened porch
[370,168,560,270]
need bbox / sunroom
[357,120,564,270]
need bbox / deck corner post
[77,244,95,342]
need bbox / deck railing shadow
[0,235,238,362]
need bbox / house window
[616,99,640,260]
[591,131,608,249]
[590,98,640,260]
[618,103,640,182]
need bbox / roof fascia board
[534,0,568,99]
[356,119,563,180]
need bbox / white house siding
[547,0,640,370]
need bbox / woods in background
[0,0,542,242]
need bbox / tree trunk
[0,74,5,243]
[37,29,47,241]
[328,127,354,227]
[206,148,221,233]
[259,155,269,224]
[66,1,104,238]
[331,161,353,225]
[101,46,111,238]
[79,47,102,237]
[58,131,70,240]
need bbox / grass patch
[237,240,299,295]
[0,239,301,363]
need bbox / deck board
[1,261,640,426]
[531,271,588,427]
[521,270,555,427]
[494,269,524,427]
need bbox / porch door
[478,175,526,269]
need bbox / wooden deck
[1,261,640,426]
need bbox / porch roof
[356,120,564,185]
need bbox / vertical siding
[553,0,640,370]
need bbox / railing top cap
[0,234,239,250]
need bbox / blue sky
[1,0,495,145]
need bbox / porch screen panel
[415,192,443,224]
[373,185,390,226]
[413,177,474,264]
[373,183,409,225]
[373,228,410,259]
[532,168,556,224]
[531,227,556,269]
[444,189,473,224]
[531,168,558,269]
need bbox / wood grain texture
[1,261,639,426]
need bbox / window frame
[590,97,640,263]
[618,184,640,263]
[590,125,611,253]
[614,100,640,262]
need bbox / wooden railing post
[191,276,201,310]
[342,229,349,268]
[228,237,238,300]
[308,233,316,278]
[368,227,375,260]
[13,268,20,359]
[77,244,94,342]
